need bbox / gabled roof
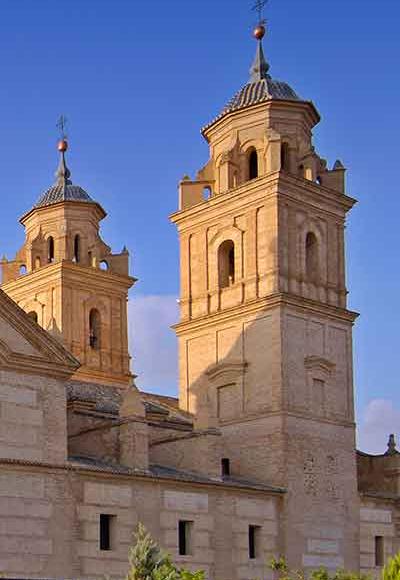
[0,289,79,378]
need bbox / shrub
[126,523,204,580]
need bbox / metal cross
[56,115,68,140]
[252,0,268,23]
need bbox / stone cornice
[2,260,135,296]
[173,292,358,335]
[20,198,107,225]
[202,98,320,142]
[170,171,356,230]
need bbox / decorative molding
[304,355,336,375]
[206,359,248,383]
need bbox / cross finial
[252,0,268,25]
[56,115,68,140]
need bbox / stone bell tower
[1,137,135,388]
[171,20,360,571]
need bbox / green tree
[382,553,400,580]
[126,523,204,580]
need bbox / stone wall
[0,462,282,580]
[360,497,400,578]
[0,369,67,464]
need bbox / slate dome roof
[35,182,94,208]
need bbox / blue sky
[0,0,399,453]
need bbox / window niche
[89,308,101,349]
[28,311,38,323]
[99,514,115,551]
[375,536,384,567]
[73,234,80,263]
[178,520,193,556]
[248,149,258,180]
[47,237,55,263]
[305,232,319,283]
[248,525,261,559]
[218,240,235,289]
[281,142,290,172]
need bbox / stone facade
[0,23,397,580]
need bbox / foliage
[382,552,400,580]
[126,523,204,580]
[269,557,371,580]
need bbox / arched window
[218,240,235,289]
[74,234,80,263]
[99,260,109,271]
[89,308,101,349]
[248,149,258,180]
[19,264,27,275]
[34,256,41,270]
[281,143,290,172]
[28,311,38,323]
[48,237,54,263]
[305,232,319,282]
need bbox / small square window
[99,514,115,551]
[248,525,261,559]
[178,520,193,556]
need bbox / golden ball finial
[57,139,68,153]
[253,24,266,40]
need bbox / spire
[249,1,270,82]
[249,36,270,82]
[55,140,72,187]
[386,433,398,456]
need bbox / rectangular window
[178,520,193,556]
[221,458,231,477]
[100,514,115,551]
[248,525,261,559]
[375,536,384,567]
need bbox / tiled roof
[35,183,95,208]
[69,455,286,493]
[223,77,299,113]
[66,380,121,414]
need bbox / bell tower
[171,20,360,572]
[1,137,135,388]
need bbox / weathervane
[56,115,68,141]
[252,0,268,25]
[56,115,68,153]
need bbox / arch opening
[74,234,80,263]
[218,240,235,289]
[89,308,101,349]
[47,237,55,263]
[28,311,38,323]
[99,260,109,271]
[19,264,27,275]
[248,149,258,180]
